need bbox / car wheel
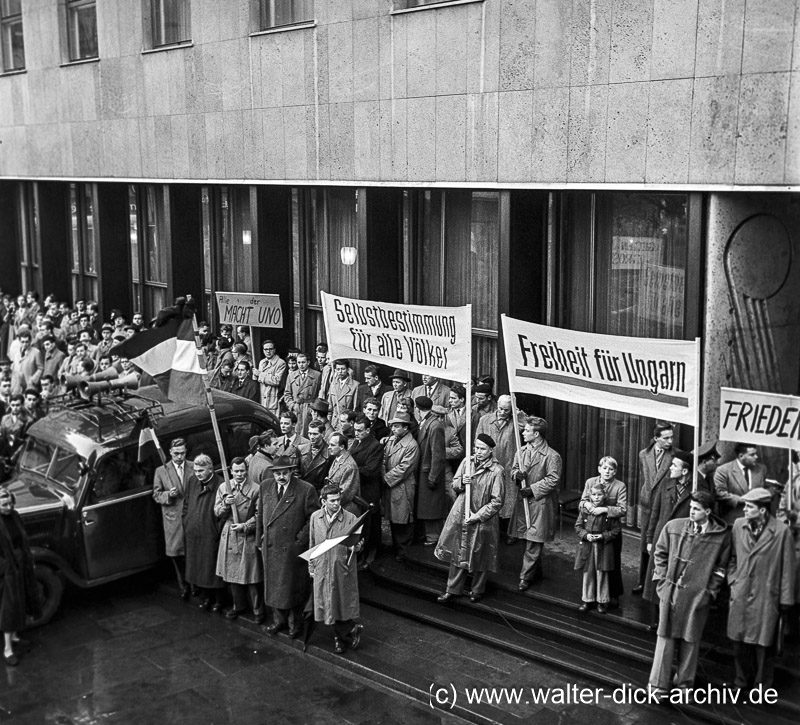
[29,566,64,628]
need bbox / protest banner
[501,315,700,426]
[215,292,282,328]
[320,291,472,383]
[719,387,800,450]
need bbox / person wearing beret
[727,487,796,688]
[436,433,504,603]
[379,370,416,424]
[511,416,562,590]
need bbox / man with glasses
[256,340,286,417]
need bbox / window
[91,449,153,502]
[0,0,25,71]
[395,0,467,9]
[69,183,99,304]
[66,0,98,61]
[17,182,41,294]
[129,185,169,319]
[259,0,313,30]
[149,0,190,47]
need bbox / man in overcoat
[634,422,676,594]
[350,414,384,566]
[414,397,448,545]
[649,491,730,695]
[182,454,225,612]
[326,359,359,431]
[435,434,504,604]
[256,339,286,417]
[215,458,264,623]
[511,416,562,590]
[255,454,319,637]
[283,352,321,436]
[326,432,361,514]
[301,421,333,491]
[443,385,479,502]
[308,483,363,654]
[411,375,451,409]
[727,487,796,688]
[379,370,415,423]
[714,443,768,524]
[381,411,420,561]
[152,438,192,598]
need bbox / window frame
[68,182,100,305]
[128,184,171,321]
[145,0,191,49]
[64,0,98,62]
[0,0,25,72]
[258,0,314,32]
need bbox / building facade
[1,0,799,518]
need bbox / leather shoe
[199,598,211,611]
[597,603,608,614]
[289,627,302,639]
[349,623,363,651]
[578,602,593,613]
[3,653,18,666]
[266,621,286,635]
[518,580,530,591]
[437,592,456,603]
[225,608,241,620]
[334,637,346,654]
[632,585,644,595]
[253,612,266,625]
[469,592,483,603]
[210,603,223,614]
[180,586,191,601]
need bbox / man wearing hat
[694,440,720,501]
[649,491,731,696]
[471,382,496,419]
[381,411,420,561]
[727,487,796,688]
[412,375,451,410]
[414,397,448,545]
[247,431,277,486]
[309,398,334,443]
[644,451,695,605]
[714,443,768,524]
[379,370,415,424]
[255,453,319,638]
[511,416,562,590]
[435,433,504,603]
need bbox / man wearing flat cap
[379,369,415,424]
[255,454,319,638]
[381,411,420,561]
[727,487,796,688]
[414,397,448,545]
[694,440,720,501]
[436,433,504,603]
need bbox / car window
[225,420,268,460]
[91,448,155,503]
[183,428,220,466]
[50,448,81,490]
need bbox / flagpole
[191,314,239,524]
[510,392,531,530]
[692,336,701,494]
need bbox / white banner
[215,292,282,328]
[320,292,472,382]
[501,315,699,425]
[719,387,800,451]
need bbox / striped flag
[132,413,165,464]
[111,317,206,404]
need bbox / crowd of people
[1,291,798,690]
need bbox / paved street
[0,567,695,725]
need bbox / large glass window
[260,0,313,29]
[66,0,98,61]
[17,183,41,294]
[0,0,24,71]
[69,183,99,304]
[129,185,169,319]
[149,0,190,47]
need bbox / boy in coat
[308,483,363,654]
[575,483,620,614]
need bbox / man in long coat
[255,454,319,637]
[443,385,479,502]
[153,438,192,598]
[301,421,333,491]
[511,416,562,590]
[379,370,415,423]
[350,414,384,566]
[214,458,264,623]
[308,483,363,654]
[326,359,359,431]
[411,375,451,409]
[182,454,225,611]
[414,397,448,545]
[635,422,676,594]
[283,352,321,436]
[10,330,42,396]
[714,443,768,524]
[326,433,361,514]
[727,487,796,688]
[476,395,524,539]
[435,433,504,604]
[256,340,286,417]
[381,411,420,561]
[649,491,730,695]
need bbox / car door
[80,446,162,581]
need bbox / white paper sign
[719,387,800,450]
[215,292,282,328]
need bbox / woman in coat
[0,488,40,666]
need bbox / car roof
[28,385,275,460]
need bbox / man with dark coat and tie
[414,397,448,545]
[693,440,720,505]
[153,438,193,598]
[411,375,452,410]
[356,364,389,410]
[256,454,319,638]
[276,411,310,471]
[714,443,768,524]
[350,414,384,567]
[301,421,333,492]
[634,422,676,595]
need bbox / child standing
[575,484,621,613]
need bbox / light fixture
[242,229,252,245]
[340,246,357,265]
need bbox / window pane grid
[152,0,190,47]
[67,0,98,61]
[260,0,313,29]
[1,0,24,71]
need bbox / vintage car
[4,385,278,625]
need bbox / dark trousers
[333,619,356,640]
[609,535,624,598]
[199,587,224,604]
[390,522,414,557]
[446,564,489,595]
[733,640,775,688]
[231,583,264,615]
[273,605,304,629]
[169,555,186,591]
[638,550,650,587]
[363,507,382,560]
